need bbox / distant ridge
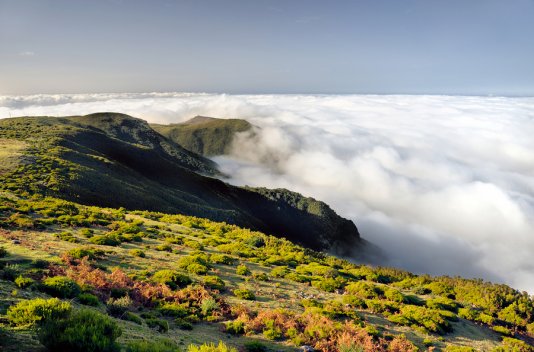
[151,116,252,156]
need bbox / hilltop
[151,116,253,156]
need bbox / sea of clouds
[1,92,533,292]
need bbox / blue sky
[0,0,533,95]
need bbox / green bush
[234,288,255,300]
[129,249,146,258]
[78,293,100,306]
[201,298,219,316]
[243,341,267,352]
[126,339,179,352]
[426,297,460,312]
[7,298,71,327]
[155,244,172,252]
[67,247,103,259]
[225,320,245,334]
[38,309,122,352]
[152,270,192,289]
[89,234,121,246]
[492,325,513,336]
[158,303,188,318]
[493,337,534,352]
[187,263,209,275]
[187,342,237,352]
[15,276,34,289]
[444,346,476,352]
[0,246,8,257]
[203,275,225,290]
[270,266,289,278]
[345,281,380,299]
[106,296,132,317]
[146,318,169,333]
[209,254,235,265]
[41,276,81,298]
[236,264,251,276]
[252,272,269,281]
[175,318,193,330]
[124,312,144,325]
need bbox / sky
[1,0,533,95]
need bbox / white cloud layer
[1,93,534,292]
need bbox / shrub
[270,266,289,278]
[67,247,103,260]
[146,318,169,333]
[89,234,121,246]
[41,276,81,298]
[158,303,188,318]
[152,270,192,289]
[252,272,269,281]
[225,320,245,335]
[38,309,122,352]
[175,318,193,330]
[493,325,513,336]
[345,281,380,299]
[78,293,100,306]
[126,339,179,352]
[236,264,251,276]
[201,298,219,316]
[243,341,267,352]
[187,342,237,352]
[129,249,146,258]
[7,298,71,327]
[106,296,132,317]
[15,276,34,289]
[210,254,235,265]
[384,288,405,303]
[203,275,225,290]
[124,312,144,325]
[234,288,255,300]
[426,297,460,312]
[311,277,343,292]
[187,263,209,275]
[494,337,534,352]
[156,244,172,252]
[388,305,452,334]
[0,247,8,257]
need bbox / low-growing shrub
[187,263,209,275]
[225,320,245,334]
[129,249,146,258]
[124,311,144,325]
[252,272,269,281]
[201,298,219,316]
[209,254,235,265]
[270,266,289,278]
[236,264,251,276]
[175,318,193,330]
[146,318,169,333]
[234,288,255,300]
[155,244,172,252]
[187,341,237,352]
[106,296,132,317]
[492,325,513,336]
[126,338,178,352]
[67,247,103,260]
[152,270,192,289]
[41,276,81,298]
[203,275,225,290]
[158,303,188,318]
[243,341,267,352]
[7,298,71,327]
[15,276,34,289]
[89,234,121,246]
[38,309,122,352]
[78,293,100,306]
[0,247,8,257]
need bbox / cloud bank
[1,93,534,292]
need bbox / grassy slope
[151,116,252,156]
[0,113,360,252]
[1,193,531,352]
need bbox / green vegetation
[0,113,532,351]
[150,115,252,156]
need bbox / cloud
[1,93,534,292]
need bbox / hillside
[151,116,252,156]
[0,193,533,352]
[0,113,360,252]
